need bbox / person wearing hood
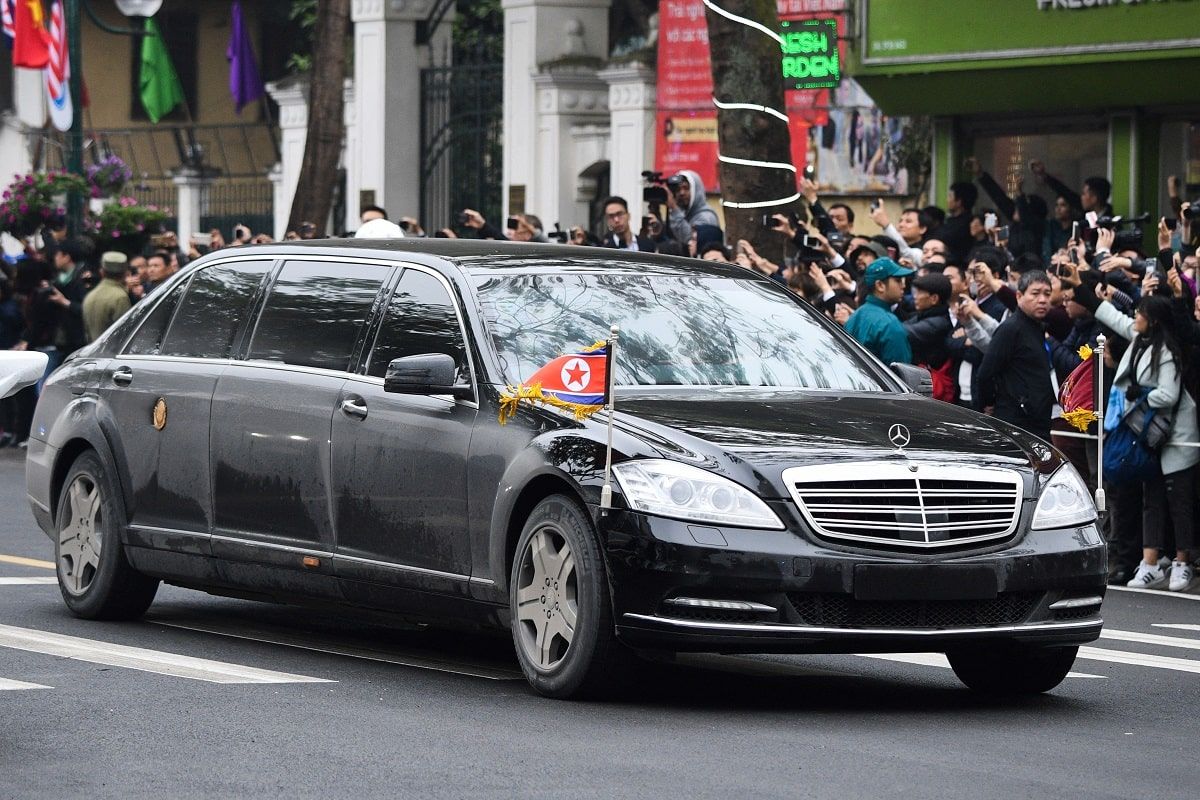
[666,170,721,244]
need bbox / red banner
[655,0,720,191]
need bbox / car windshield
[473,271,888,391]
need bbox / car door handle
[340,397,368,420]
[112,367,133,386]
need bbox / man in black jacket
[934,182,977,264]
[976,271,1056,441]
[904,273,953,368]
[600,196,656,252]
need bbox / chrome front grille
[783,463,1023,549]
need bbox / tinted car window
[366,269,469,382]
[475,272,886,391]
[161,262,270,359]
[123,281,185,356]
[248,260,387,372]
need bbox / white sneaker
[1168,561,1195,592]
[1127,562,1168,589]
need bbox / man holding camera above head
[666,170,721,244]
[601,196,656,253]
[1031,160,1113,218]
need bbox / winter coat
[666,170,721,244]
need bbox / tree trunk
[704,0,795,252]
[287,0,350,236]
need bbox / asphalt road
[1,449,1198,799]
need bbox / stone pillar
[266,78,309,239]
[531,65,608,227]
[351,0,449,225]
[341,79,359,234]
[171,167,218,247]
[502,0,610,221]
[598,61,656,215]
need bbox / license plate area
[853,565,998,601]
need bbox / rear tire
[509,495,634,699]
[947,644,1078,695]
[55,450,159,620]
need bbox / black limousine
[27,239,1106,698]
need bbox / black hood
[612,388,1053,498]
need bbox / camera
[642,170,668,206]
[826,231,848,250]
[454,211,469,226]
[505,216,519,230]
[547,223,569,243]
[1184,203,1200,222]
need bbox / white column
[502,0,610,220]
[598,62,656,213]
[341,79,359,234]
[531,67,608,227]
[352,0,446,224]
[171,167,217,247]
[0,69,43,182]
[266,78,309,239]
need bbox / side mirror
[384,354,472,399]
[0,351,49,399]
[890,362,934,397]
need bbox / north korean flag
[525,343,609,407]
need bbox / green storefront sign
[781,18,841,89]
[861,0,1200,69]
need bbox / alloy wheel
[58,474,103,595]
[515,525,578,671]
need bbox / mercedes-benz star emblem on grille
[888,424,911,448]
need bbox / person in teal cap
[843,257,914,365]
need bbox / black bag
[1123,398,1174,451]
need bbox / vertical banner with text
[655,0,721,192]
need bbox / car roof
[218,238,755,280]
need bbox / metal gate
[419,60,503,233]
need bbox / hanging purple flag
[227,0,264,113]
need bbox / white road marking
[0,624,334,684]
[0,677,51,690]
[1079,646,1200,674]
[855,652,1105,679]
[0,577,58,585]
[1106,585,1200,602]
[0,554,55,570]
[146,616,523,681]
[1101,629,1200,652]
[1153,624,1200,633]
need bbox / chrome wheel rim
[515,526,577,671]
[58,474,102,595]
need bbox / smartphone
[454,211,469,226]
[505,216,519,230]
[803,164,815,180]
[761,214,782,228]
[800,235,820,249]
[984,212,997,229]
[641,215,651,229]
[188,232,207,247]
[1070,221,1079,241]
[995,225,1009,240]
[870,198,882,211]
[1165,217,1179,231]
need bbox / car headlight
[1031,464,1096,530]
[611,459,785,530]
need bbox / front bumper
[600,505,1106,654]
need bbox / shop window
[974,131,1108,211]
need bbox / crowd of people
[3,163,1199,594]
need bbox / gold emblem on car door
[152,398,168,431]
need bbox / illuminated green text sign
[781,18,841,90]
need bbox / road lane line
[146,617,523,681]
[0,577,58,585]
[0,554,55,570]
[0,623,335,684]
[1106,585,1200,602]
[1078,646,1200,674]
[1153,624,1200,633]
[1101,629,1200,652]
[855,652,1105,679]
[0,677,51,690]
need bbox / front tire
[55,450,159,620]
[509,495,633,699]
[947,644,1078,695]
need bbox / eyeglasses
[605,210,627,220]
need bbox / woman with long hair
[1088,291,1199,591]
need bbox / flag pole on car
[600,324,619,512]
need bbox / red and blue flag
[499,340,611,423]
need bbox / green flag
[139,18,184,123]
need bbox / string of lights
[702,0,799,211]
